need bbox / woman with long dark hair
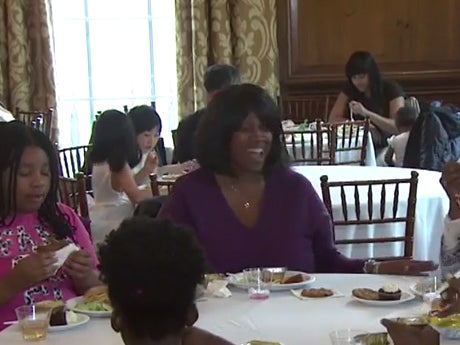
[89,110,152,245]
[329,51,405,148]
[159,83,434,276]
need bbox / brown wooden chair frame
[16,107,53,138]
[58,172,89,219]
[329,118,370,166]
[149,174,175,196]
[320,171,419,261]
[283,119,334,165]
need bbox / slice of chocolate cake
[35,300,67,326]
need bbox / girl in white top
[127,105,198,186]
[89,110,153,245]
[384,106,418,167]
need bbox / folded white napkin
[54,243,79,273]
[205,280,232,298]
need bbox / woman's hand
[12,253,58,287]
[143,152,158,173]
[63,250,93,281]
[434,277,460,317]
[181,159,199,173]
[381,319,439,345]
[377,260,438,275]
[349,101,369,116]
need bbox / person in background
[329,51,405,149]
[89,110,152,245]
[159,83,435,276]
[439,161,460,278]
[384,106,418,167]
[0,122,99,329]
[98,217,233,345]
[128,105,198,186]
[173,64,240,163]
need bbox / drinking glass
[329,329,368,345]
[15,305,51,341]
[243,268,273,300]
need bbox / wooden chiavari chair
[320,171,419,261]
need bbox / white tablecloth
[284,131,376,166]
[0,274,455,345]
[293,166,449,262]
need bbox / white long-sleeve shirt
[441,216,460,277]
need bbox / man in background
[173,64,240,163]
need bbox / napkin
[205,280,232,298]
[54,243,79,273]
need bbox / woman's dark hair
[90,110,138,172]
[98,217,205,341]
[196,83,286,176]
[345,51,383,105]
[0,122,73,238]
[127,105,162,135]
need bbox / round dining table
[0,274,456,345]
[292,165,449,263]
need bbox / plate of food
[352,284,415,305]
[34,300,90,332]
[291,288,344,300]
[227,269,315,291]
[66,286,112,317]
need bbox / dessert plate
[49,313,90,332]
[352,290,415,306]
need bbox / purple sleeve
[157,180,195,229]
[303,180,365,273]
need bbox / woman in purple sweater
[159,84,435,275]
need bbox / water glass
[15,305,51,341]
[329,329,368,345]
[243,268,273,300]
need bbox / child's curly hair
[98,217,205,340]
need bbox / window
[51,0,177,148]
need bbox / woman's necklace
[229,183,251,209]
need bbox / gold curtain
[176,0,279,117]
[0,0,57,138]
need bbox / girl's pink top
[0,204,97,330]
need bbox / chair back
[16,107,53,137]
[149,174,176,196]
[319,171,419,261]
[58,173,90,220]
[279,95,331,122]
[283,119,334,165]
[58,145,92,178]
[329,119,370,166]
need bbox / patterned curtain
[175,0,279,117]
[0,0,57,139]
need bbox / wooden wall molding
[277,0,460,105]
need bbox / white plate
[352,291,415,306]
[66,297,112,318]
[49,313,90,332]
[291,288,344,300]
[227,271,315,291]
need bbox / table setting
[281,120,376,166]
[1,272,458,345]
